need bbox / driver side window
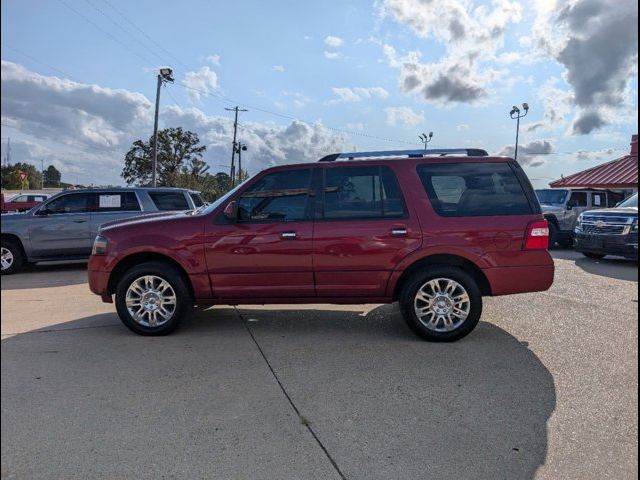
[43,193,94,214]
[237,169,312,222]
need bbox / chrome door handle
[391,228,408,237]
[281,232,297,239]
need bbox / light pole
[235,142,247,184]
[41,159,44,190]
[509,103,529,161]
[151,67,174,187]
[419,132,433,150]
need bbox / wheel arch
[1,233,27,259]
[391,254,492,301]
[107,252,195,299]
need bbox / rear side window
[322,166,406,219]
[569,192,588,207]
[149,192,190,211]
[96,192,141,212]
[591,192,606,208]
[238,169,311,222]
[417,162,533,217]
[607,192,624,207]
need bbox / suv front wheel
[399,266,482,342]
[115,262,193,335]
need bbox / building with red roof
[550,134,638,193]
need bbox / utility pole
[41,159,44,190]
[151,68,175,187]
[225,106,248,186]
[236,142,247,184]
[5,137,11,166]
[509,103,529,161]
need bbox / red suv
[88,149,554,341]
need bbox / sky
[1,0,638,188]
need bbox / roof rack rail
[317,148,489,162]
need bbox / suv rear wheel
[115,262,193,335]
[399,266,482,342]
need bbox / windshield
[192,178,252,216]
[617,194,638,208]
[535,189,569,204]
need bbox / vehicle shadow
[551,248,638,282]
[0,261,87,290]
[1,306,555,480]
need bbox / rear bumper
[575,232,638,259]
[88,255,112,303]
[484,264,555,296]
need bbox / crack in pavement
[234,306,347,480]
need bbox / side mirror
[35,207,49,216]
[223,201,238,221]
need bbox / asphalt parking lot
[1,251,637,480]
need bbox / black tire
[399,266,482,342]
[547,222,558,249]
[582,252,606,260]
[115,261,193,336]
[558,237,574,248]
[1,239,24,275]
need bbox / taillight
[524,220,550,250]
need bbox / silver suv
[535,188,624,247]
[1,187,203,274]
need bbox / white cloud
[379,0,522,105]
[345,122,365,131]
[0,61,352,184]
[272,65,285,72]
[183,66,218,103]
[324,51,341,60]
[498,139,555,167]
[331,86,389,103]
[384,106,425,128]
[456,124,470,131]
[282,91,312,108]
[324,35,344,47]
[206,54,221,66]
[532,0,638,134]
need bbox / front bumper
[575,231,639,259]
[88,255,112,303]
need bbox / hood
[582,207,638,217]
[99,210,189,232]
[540,204,566,214]
[1,211,32,222]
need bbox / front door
[312,165,421,297]
[204,167,315,299]
[29,192,95,257]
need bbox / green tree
[43,165,62,187]
[121,127,207,187]
[1,163,43,190]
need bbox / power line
[2,44,77,80]
[56,0,158,66]
[100,0,191,71]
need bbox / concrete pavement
[1,251,637,479]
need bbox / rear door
[312,165,421,297]
[29,192,95,257]
[90,191,143,238]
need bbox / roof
[550,134,638,189]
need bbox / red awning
[550,134,638,189]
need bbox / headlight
[632,219,638,232]
[92,235,109,255]
[576,213,584,230]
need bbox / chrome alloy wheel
[125,275,177,327]
[414,278,471,332]
[1,247,14,271]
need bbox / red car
[1,193,49,213]
[89,149,554,341]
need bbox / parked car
[535,188,624,247]
[1,193,49,213]
[88,148,554,342]
[574,193,638,260]
[1,187,203,274]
